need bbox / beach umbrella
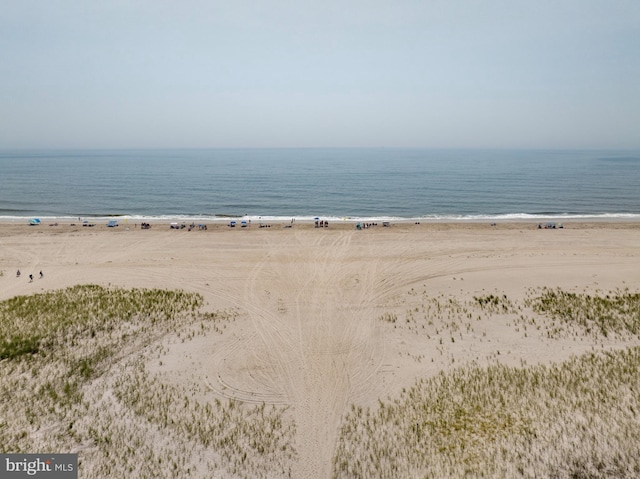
[29,218,41,225]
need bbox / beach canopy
[29,218,41,225]
[107,220,118,227]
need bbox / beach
[2,220,640,478]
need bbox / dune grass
[334,346,640,478]
[3,283,638,478]
[0,285,295,479]
[340,287,640,478]
[0,284,202,360]
[527,287,640,337]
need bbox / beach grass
[333,346,640,478]
[0,284,202,360]
[527,287,640,337]
[2,282,639,478]
[0,285,295,479]
[335,287,640,478]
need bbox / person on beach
[29,274,33,282]
[40,271,43,278]
[16,270,20,277]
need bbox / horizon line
[2,146,639,152]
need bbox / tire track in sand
[210,231,385,479]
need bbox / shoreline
[2,215,640,228]
[2,219,640,236]
[2,212,640,226]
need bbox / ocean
[1,148,639,223]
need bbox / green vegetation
[473,293,515,313]
[0,285,295,479]
[113,361,296,477]
[3,283,638,477]
[378,312,397,323]
[528,287,640,337]
[351,287,640,478]
[334,347,640,478]
[380,286,640,345]
[0,284,202,359]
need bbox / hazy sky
[1,0,638,149]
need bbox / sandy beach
[2,220,640,478]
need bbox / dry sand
[1,220,639,478]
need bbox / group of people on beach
[360,222,378,229]
[16,270,43,282]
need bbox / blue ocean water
[1,148,639,222]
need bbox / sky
[1,0,638,149]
